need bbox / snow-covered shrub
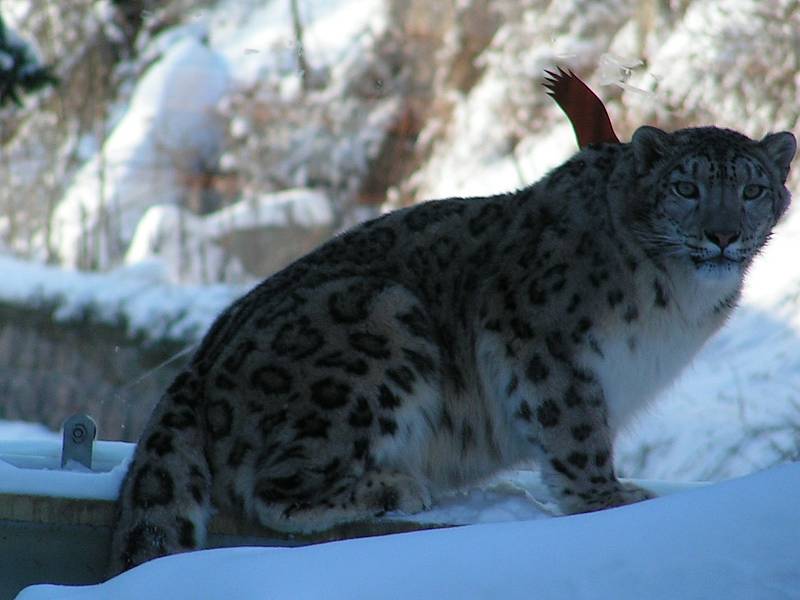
[50,36,230,270]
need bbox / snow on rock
[16,464,800,600]
[50,36,230,270]
[125,188,334,283]
[124,204,248,285]
[0,253,242,344]
[208,0,386,88]
[46,0,389,276]
[205,188,333,231]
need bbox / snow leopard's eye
[742,184,766,200]
[672,181,699,199]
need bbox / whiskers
[630,225,687,258]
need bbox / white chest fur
[586,272,739,432]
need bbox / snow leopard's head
[629,125,796,282]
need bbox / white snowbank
[0,254,241,343]
[204,188,334,231]
[16,464,800,600]
[0,439,130,501]
[0,420,59,443]
[51,36,230,269]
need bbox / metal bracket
[61,414,97,470]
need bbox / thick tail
[108,370,211,576]
[542,67,620,149]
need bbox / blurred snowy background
[0,0,798,483]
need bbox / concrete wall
[0,300,191,442]
[0,491,439,597]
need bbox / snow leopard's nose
[704,230,740,249]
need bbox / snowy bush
[50,36,230,270]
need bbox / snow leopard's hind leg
[109,370,212,576]
[249,468,432,534]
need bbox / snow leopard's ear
[631,125,669,174]
[759,131,796,183]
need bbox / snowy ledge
[0,437,703,518]
[10,464,798,600]
[0,435,707,546]
[0,439,452,539]
[0,255,242,346]
[1,434,790,600]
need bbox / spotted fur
[110,126,795,573]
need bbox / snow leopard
[110,125,796,574]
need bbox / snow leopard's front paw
[356,470,432,516]
[621,481,655,500]
[557,480,655,515]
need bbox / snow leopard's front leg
[488,335,653,514]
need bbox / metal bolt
[72,423,87,443]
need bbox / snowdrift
[15,464,800,600]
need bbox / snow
[0,421,131,500]
[1,417,791,599]
[15,464,800,600]
[50,36,231,269]
[205,188,334,231]
[0,253,241,343]
[124,204,248,284]
[0,438,130,501]
[0,420,59,443]
[415,74,576,199]
[44,0,387,276]
[208,0,385,87]
[124,188,334,283]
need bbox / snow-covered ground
[2,417,796,598]
[13,464,799,600]
[0,420,60,443]
[0,253,240,344]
